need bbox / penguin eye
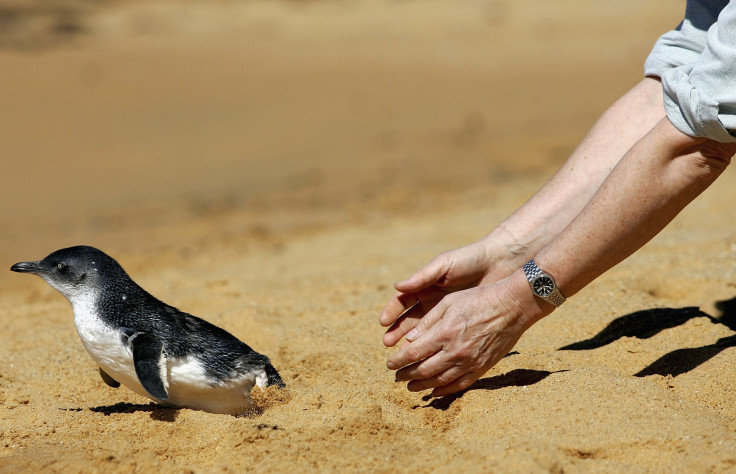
[56,262,67,271]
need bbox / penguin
[11,245,285,416]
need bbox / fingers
[381,286,448,346]
[379,255,450,329]
[394,350,454,382]
[406,365,466,392]
[431,372,480,397]
[402,296,446,342]
[378,292,418,328]
[386,323,445,371]
[394,255,450,294]
[396,358,481,396]
[382,303,423,347]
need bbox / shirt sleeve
[660,1,736,142]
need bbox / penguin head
[11,246,123,302]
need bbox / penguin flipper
[99,368,120,388]
[129,332,169,401]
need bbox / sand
[3,0,736,471]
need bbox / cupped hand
[379,241,516,348]
[386,272,546,396]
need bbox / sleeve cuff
[661,66,736,143]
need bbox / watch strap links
[523,260,566,307]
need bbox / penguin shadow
[417,368,568,411]
[557,296,736,378]
[88,402,180,422]
[85,402,268,419]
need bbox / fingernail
[406,328,418,341]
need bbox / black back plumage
[43,246,285,386]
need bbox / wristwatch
[522,260,566,307]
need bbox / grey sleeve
[658,2,736,142]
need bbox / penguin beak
[10,261,42,274]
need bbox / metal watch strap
[522,260,566,307]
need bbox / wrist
[479,230,529,278]
[502,269,554,329]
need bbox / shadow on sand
[558,295,736,378]
[84,402,181,422]
[417,368,569,411]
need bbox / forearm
[484,78,665,268]
[535,117,736,301]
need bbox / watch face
[532,276,555,297]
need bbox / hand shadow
[417,368,568,411]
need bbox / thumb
[395,256,450,293]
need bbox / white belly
[71,299,263,415]
[73,300,154,401]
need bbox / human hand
[386,272,547,396]
[379,241,515,348]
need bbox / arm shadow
[715,295,736,332]
[634,334,736,377]
[558,295,736,378]
[558,306,716,351]
[417,296,736,411]
[635,295,736,377]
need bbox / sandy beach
[3,0,736,471]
